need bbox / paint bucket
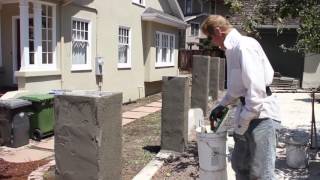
[196,127,227,180]
[285,130,309,169]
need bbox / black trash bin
[0,99,32,148]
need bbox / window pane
[29,53,34,64]
[48,53,53,64]
[85,23,88,31]
[48,29,52,40]
[81,22,84,31]
[72,30,76,40]
[72,42,87,64]
[42,53,47,64]
[81,31,84,40]
[162,48,167,62]
[42,29,47,40]
[42,17,47,28]
[42,41,47,52]
[85,32,88,40]
[48,18,52,28]
[72,21,77,29]
[41,5,46,16]
[29,41,34,52]
[48,41,52,52]
[29,29,34,40]
[48,6,52,17]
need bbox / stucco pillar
[209,57,220,101]
[161,76,189,153]
[55,91,123,180]
[33,1,42,66]
[191,55,210,114]
[19,0,29,71]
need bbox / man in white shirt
[201,15,280,180]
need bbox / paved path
[0,100,162,163]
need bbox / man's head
[201,15,233,49]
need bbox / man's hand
[209,105,226,122]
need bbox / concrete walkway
[0,100,162,163]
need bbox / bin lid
[285,130,309,145]
[19,94,54,102]
[0,99,32,109]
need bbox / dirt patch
[122,111,161,180]
[153,142,199,180]
[0,158,49,180]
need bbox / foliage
[224,0,320,53]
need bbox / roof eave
[142,14,187,29]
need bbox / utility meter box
[95,57,104,76]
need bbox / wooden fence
[178,49,225,71]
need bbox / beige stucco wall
[143,22,179,82]
[59,5,97,91]
[0,3,19,87]
[90,0,179,102]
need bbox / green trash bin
[19,94,54,141]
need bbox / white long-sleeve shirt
[220,29,280,133]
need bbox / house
[0,0,187,102]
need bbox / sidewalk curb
[132,150,174,180]
[28,159,55,180]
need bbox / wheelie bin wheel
[32,129,43,141]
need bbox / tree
[224,0,320,53]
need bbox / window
[155,32,175,67]
[132,0,145,6]
[118,26,131,68]
[191,23,199,36]
[72,19,91,70]
[41,4,54,65]
[185,0,192,14]
[29,18,35,65]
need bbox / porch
[0,0,60,92]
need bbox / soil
[0,158,49,180]
[153,141,199,180]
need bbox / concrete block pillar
[191,55,210,113]
[161,76,190,153]
[219,58,226,91]
[54,91,122,180]
[209,57,220,101]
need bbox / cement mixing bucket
[196,127,227,180]
[285,130,309,169]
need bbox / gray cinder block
[191,55,210,113]
[209,57,220,101]
[219,58,226,91]
[161,76,190,153]
[54,91,122,180]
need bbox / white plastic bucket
[285,130,309,169]
[196,127,227,178]
[286,144,308,168]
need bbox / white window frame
[14,2,57,71]
[118,26,131,69]
[132,0,145,7]
[71,18,92,71]
[155,31,175,67]
[190,23,200,37]
[185,0,192,14]
[39,3,56,69]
